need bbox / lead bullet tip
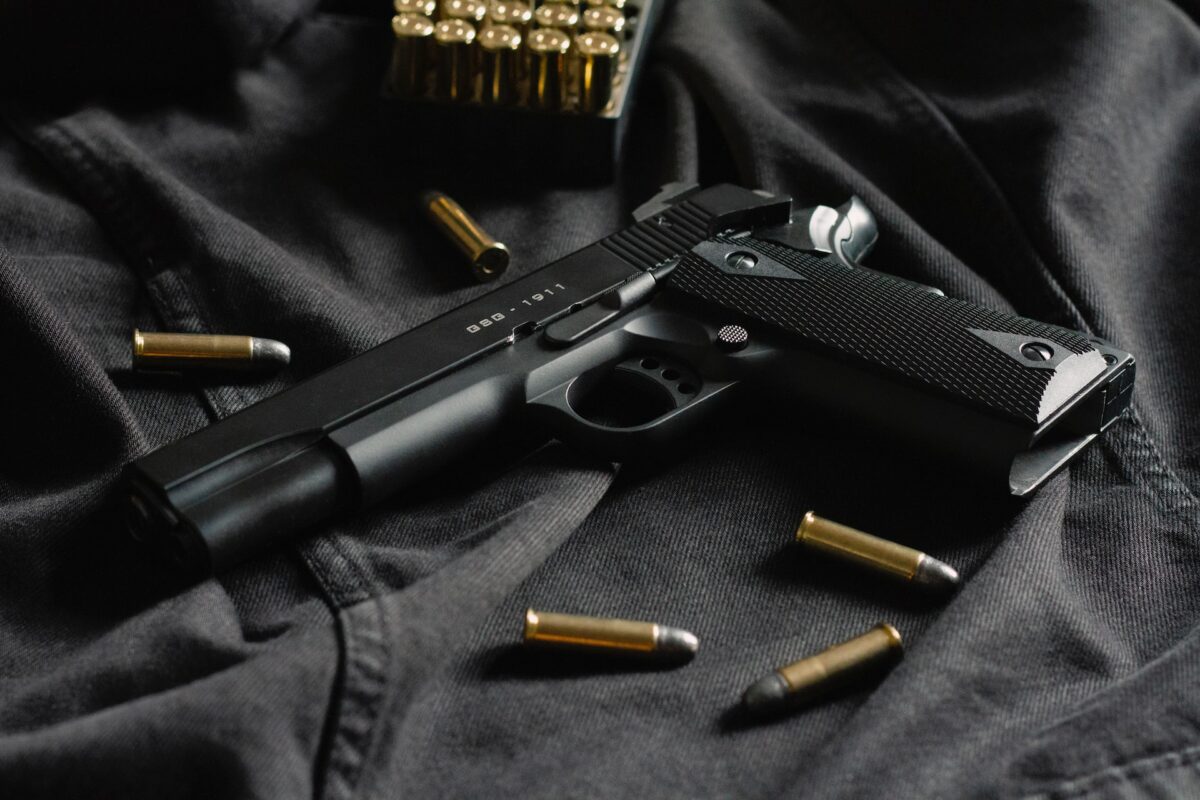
[656,626,700,658]
[251,337,291,367]
[741,673,789,716]
[913,554,960,592]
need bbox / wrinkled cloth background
[2,1,1199,798]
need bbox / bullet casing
[779,623,902,696]
[527,28,571,110]
[796,511,960,591]
[586,0,626,8]
[132,330,291,372]
[742,623,903,715]
[526,609,656,652]
[479,25,522,106]
[488,1,533,75]
[422,191,510,281]
[524,609,699,659]
[390,13,436,96]
[433,19,478,101]
[575,31,619,113]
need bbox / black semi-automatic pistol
[124,184,1135,574]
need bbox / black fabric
[1,1,1199,797]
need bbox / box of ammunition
[380,0,667,181]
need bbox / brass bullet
[479,24,522,106]
[582,5,625,35]
[422,191,510,281]
[489,1,533,77]
[433,19,478,102]
[586,0,626,9]
[132,330,291,372]
[742,623,903,716]
[393,0,435,15]
[533,3,580,31]
[389,13,436,97]
[527,28,571,110]
[489,1,533,34]
[524,609,699,660]
[796,511,960,592]
[575,31,619,113]
[443,0,488,25]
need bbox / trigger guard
[526,362,738,462]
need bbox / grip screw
[1020,342,1054,361]
[724,251,758,270]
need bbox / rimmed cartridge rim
[524,608,540,640]
[876,622,903,649]
[795,509,817,541]
[473,244,510,280]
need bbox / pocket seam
[1025,743,1200,800]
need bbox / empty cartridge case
[132,330,291,372]
[796,512,960,592]
[582,5,625,35]
[533,2,580,30]
[443,0,488,25]
[393,0,436,15]
[422,191,510,281]
[479,24,522,105]
[390,13,436,96]
[575,31,619,113]
[527,28,571,110]
[433,19,477,101]
[742,623,903,716]
[524,609,699,660]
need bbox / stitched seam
[1026,743,1200,799]
[1,109,257,417]
[301,533,388,800]
[1124,405,1200,514]
[14,109,402,800]
[1,106,380,799]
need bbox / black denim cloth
[2,1,1199,797]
